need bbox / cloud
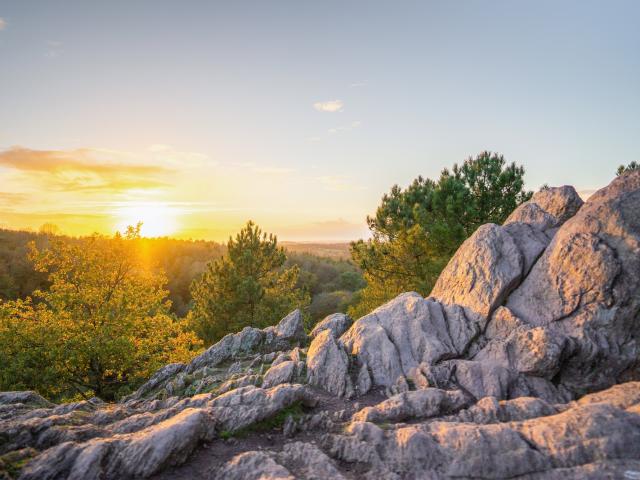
[0,192,27,207]
[350,81,367,88]
[0,18,6,31]
[0,147,171,192]
[313,100,344,112]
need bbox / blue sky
[0,1,638,240]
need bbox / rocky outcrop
[213,381,640,480]
[351,388,469,424]
[303,177,640,402]
[504,173,640,396]
[3,173,640,480]
[124,309,308,402]
[12,384,316,480]
[309,313,352,339]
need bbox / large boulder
[430,223,527,320]
[505,171,640,395]
[339,293,473,395]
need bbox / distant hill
[281,241,351,259]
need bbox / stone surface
[309,313,352,339]
[125,309,309,402]
[430,223,525,320]
[352,388,469,424]
[306,330,353,397]
[319,382,640,479]
[505,171,640,396]
[261,361,297,389]
[505,185,584,234]
[8,385,315,479]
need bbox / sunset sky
[1,1,639,241]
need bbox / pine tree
[190,221,309,345]
[349,152,531,318]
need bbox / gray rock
[506,171,640,395]
[216,442,346,480]
[262,361,297,389]
[505,185,584,234]
[13,384,316,479]
[266,309,307,345]
[216,374,261,395]
[128,309,309,402]
[278,441,346,479]
[321,382,640,479]
[306,330,353,397]
[352,388,469,424]
[309,313,352,339]
[214,451,293,480]
[430,223,525,321]
[0,391,53,408]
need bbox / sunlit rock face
[2,173,640,480]
[305,177,640,402]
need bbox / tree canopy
[349,152,532,318]
[0,225,201,401]
[190,221,310,345]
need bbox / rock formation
[1,171,639,479]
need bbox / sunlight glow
[114,202,179,237]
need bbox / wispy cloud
[313,100,344,113]
[0,192,27,207]
[0,147,171,192]
[350,81,367,88]
[0,18,6,31]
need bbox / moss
[251,401,305,431]
[218,401,306,438]
[0,448,37,479]
[218,430,235,440]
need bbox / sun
[114,202,178,237]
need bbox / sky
[0,1,639,241]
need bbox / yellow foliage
[0,225,202,401]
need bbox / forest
[0,229,363,321]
